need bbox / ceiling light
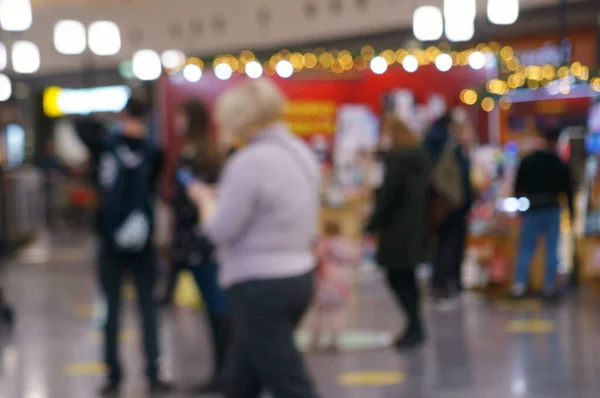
[161,50,186,70]
[54,20,86,55]
[12,41,40,74]
[88,21,121,56]
[445,17,474,42]
[132,50,162,81]
[0,0,32,32]
[488,0,519,25]
[0,43,6,71]
[444,0,476,21]
[413,6,443,42]
[0,74,11,101]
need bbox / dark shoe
[149,379,174,394]
[99,382,120,397]
[394,329,425,350]
[542,288,561,304]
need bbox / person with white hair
[186,79,321,398]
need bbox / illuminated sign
[43,85,131,117]
[284,101,337,137]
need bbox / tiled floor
[1,231,600,397]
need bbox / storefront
[158,55,492,238]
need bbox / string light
[183,64,202,82]
[468,51,486,70]
[460,89,478,105]
[245,60,263,79]
[370,56,388,75]
[403,55,419,73]
[435,54,453,72]
[214,63,233,80]
[276,60,294,78]
[481,97,495,112]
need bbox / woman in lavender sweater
[186,80,321,398]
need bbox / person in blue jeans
[168,99,231,394]
[512,127,573,301]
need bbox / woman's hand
[186,182,217,225]
[186,181,214,206]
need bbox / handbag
[429,139,464,229]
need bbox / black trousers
[431,214,468,293]
[227,272,319,398]
[98,244,160,384]
[386,269,422,333]
[162,260,185,304]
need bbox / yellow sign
[42,85,131,117]
[284,101,337,137]
[338,371,406,386]
[506,319,556,333]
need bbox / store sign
[284,101,337,137]
[43,85,131,117]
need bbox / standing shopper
[511,127,573,301]
[74,98,171,396]
[425,113,474,301]
[168,99,231,393]
[365,117,429,349]
[186,80,321,398]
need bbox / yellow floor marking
[64,362,107,376]
[174,270,204,310]
[89,329,138,344]
[506,319,556,333]
[338,371,406,386]
[496,299,543,312]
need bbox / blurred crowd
[16,77,573,398]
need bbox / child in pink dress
[310,222,360,352]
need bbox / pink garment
[315,236,359,310]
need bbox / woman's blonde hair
[214,79,286,139]
[383,117,418,150]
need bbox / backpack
[98,135,157,253]
[428,139,464,231]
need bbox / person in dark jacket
[167,99,231,393]
[425,113,475,301]
[366,117,430,349]
[74,98,171,396]
[511,127,573,301]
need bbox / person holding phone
[168,99,231,394]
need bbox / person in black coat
[366,117,430,349]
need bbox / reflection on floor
[1,232,600,398]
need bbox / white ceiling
[6,0,577,75]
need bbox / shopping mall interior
[2,0,600,397]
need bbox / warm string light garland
[161,42,512,81]
[133,41,599,112]
[462,56,598,112]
